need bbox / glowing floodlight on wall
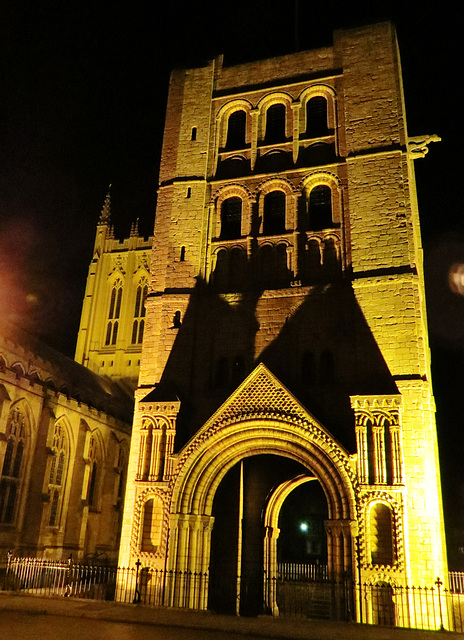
[449,263,464,295]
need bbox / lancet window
[105,279,123,346]
[132,280,147,344]
[85,434,100,509]
[0,405,27,524]
[48,422,69,527]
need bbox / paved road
[0,611,272,640]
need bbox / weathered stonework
[0,321,132,561]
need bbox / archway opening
[208,454,314,616]
[278,480,328,567]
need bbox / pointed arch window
[134,283,147,319]
[132,281,148,344]
[263,191,286,235]
[0,406,27,524]
[265,103,286,144]
[309,185,332,230]
[220,197,242,240]
[226,110,247,150]
[106,280,123,346]
[48,422,69,527]
[85,434,101,509]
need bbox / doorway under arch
[208,455,312,616]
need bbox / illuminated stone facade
[119,22,447,620]
[0,321,132,561]
[75,190,153,391]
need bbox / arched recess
[0,400,33,526]
[256,92,294,142]
[168,417,356,610]
[46,417,72,529]
[211,184,253,240]
[299,171,342,229]
[216,99,253,150]
[298,84,337,138]
[257,177,298,232]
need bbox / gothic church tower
[75,190,153,390]
[119,22,447,622]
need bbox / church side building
[118,22,447,623]
[0,321,132,562]
[75,190,153,391]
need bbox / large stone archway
[165,364,357,611]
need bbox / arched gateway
[162,364,357,614]
[118,28,448,628]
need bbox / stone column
[291,102,301,164]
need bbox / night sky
[1,2,464,560]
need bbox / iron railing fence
[450,571,464,594]
[3,557,464,633]
[3,556,208,607]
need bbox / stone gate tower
[119,21,447,621]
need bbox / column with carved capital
[372,425,387,484]
[355,422,368,483]
[250,109,259,170]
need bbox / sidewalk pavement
[0,591,461,639]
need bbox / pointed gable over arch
[171,363,356,519]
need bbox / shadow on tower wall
[156,278,397,452]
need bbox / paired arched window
[48,422,69,527]
[105,280,123,346]
[255,242,290,289]
[265,103,286,144]
[308,185,332,230]
[0,406,27,523]
[220,197,242,240]
[226,110,247,150]
[263,191,286,235]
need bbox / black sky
[1,0,464,559]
